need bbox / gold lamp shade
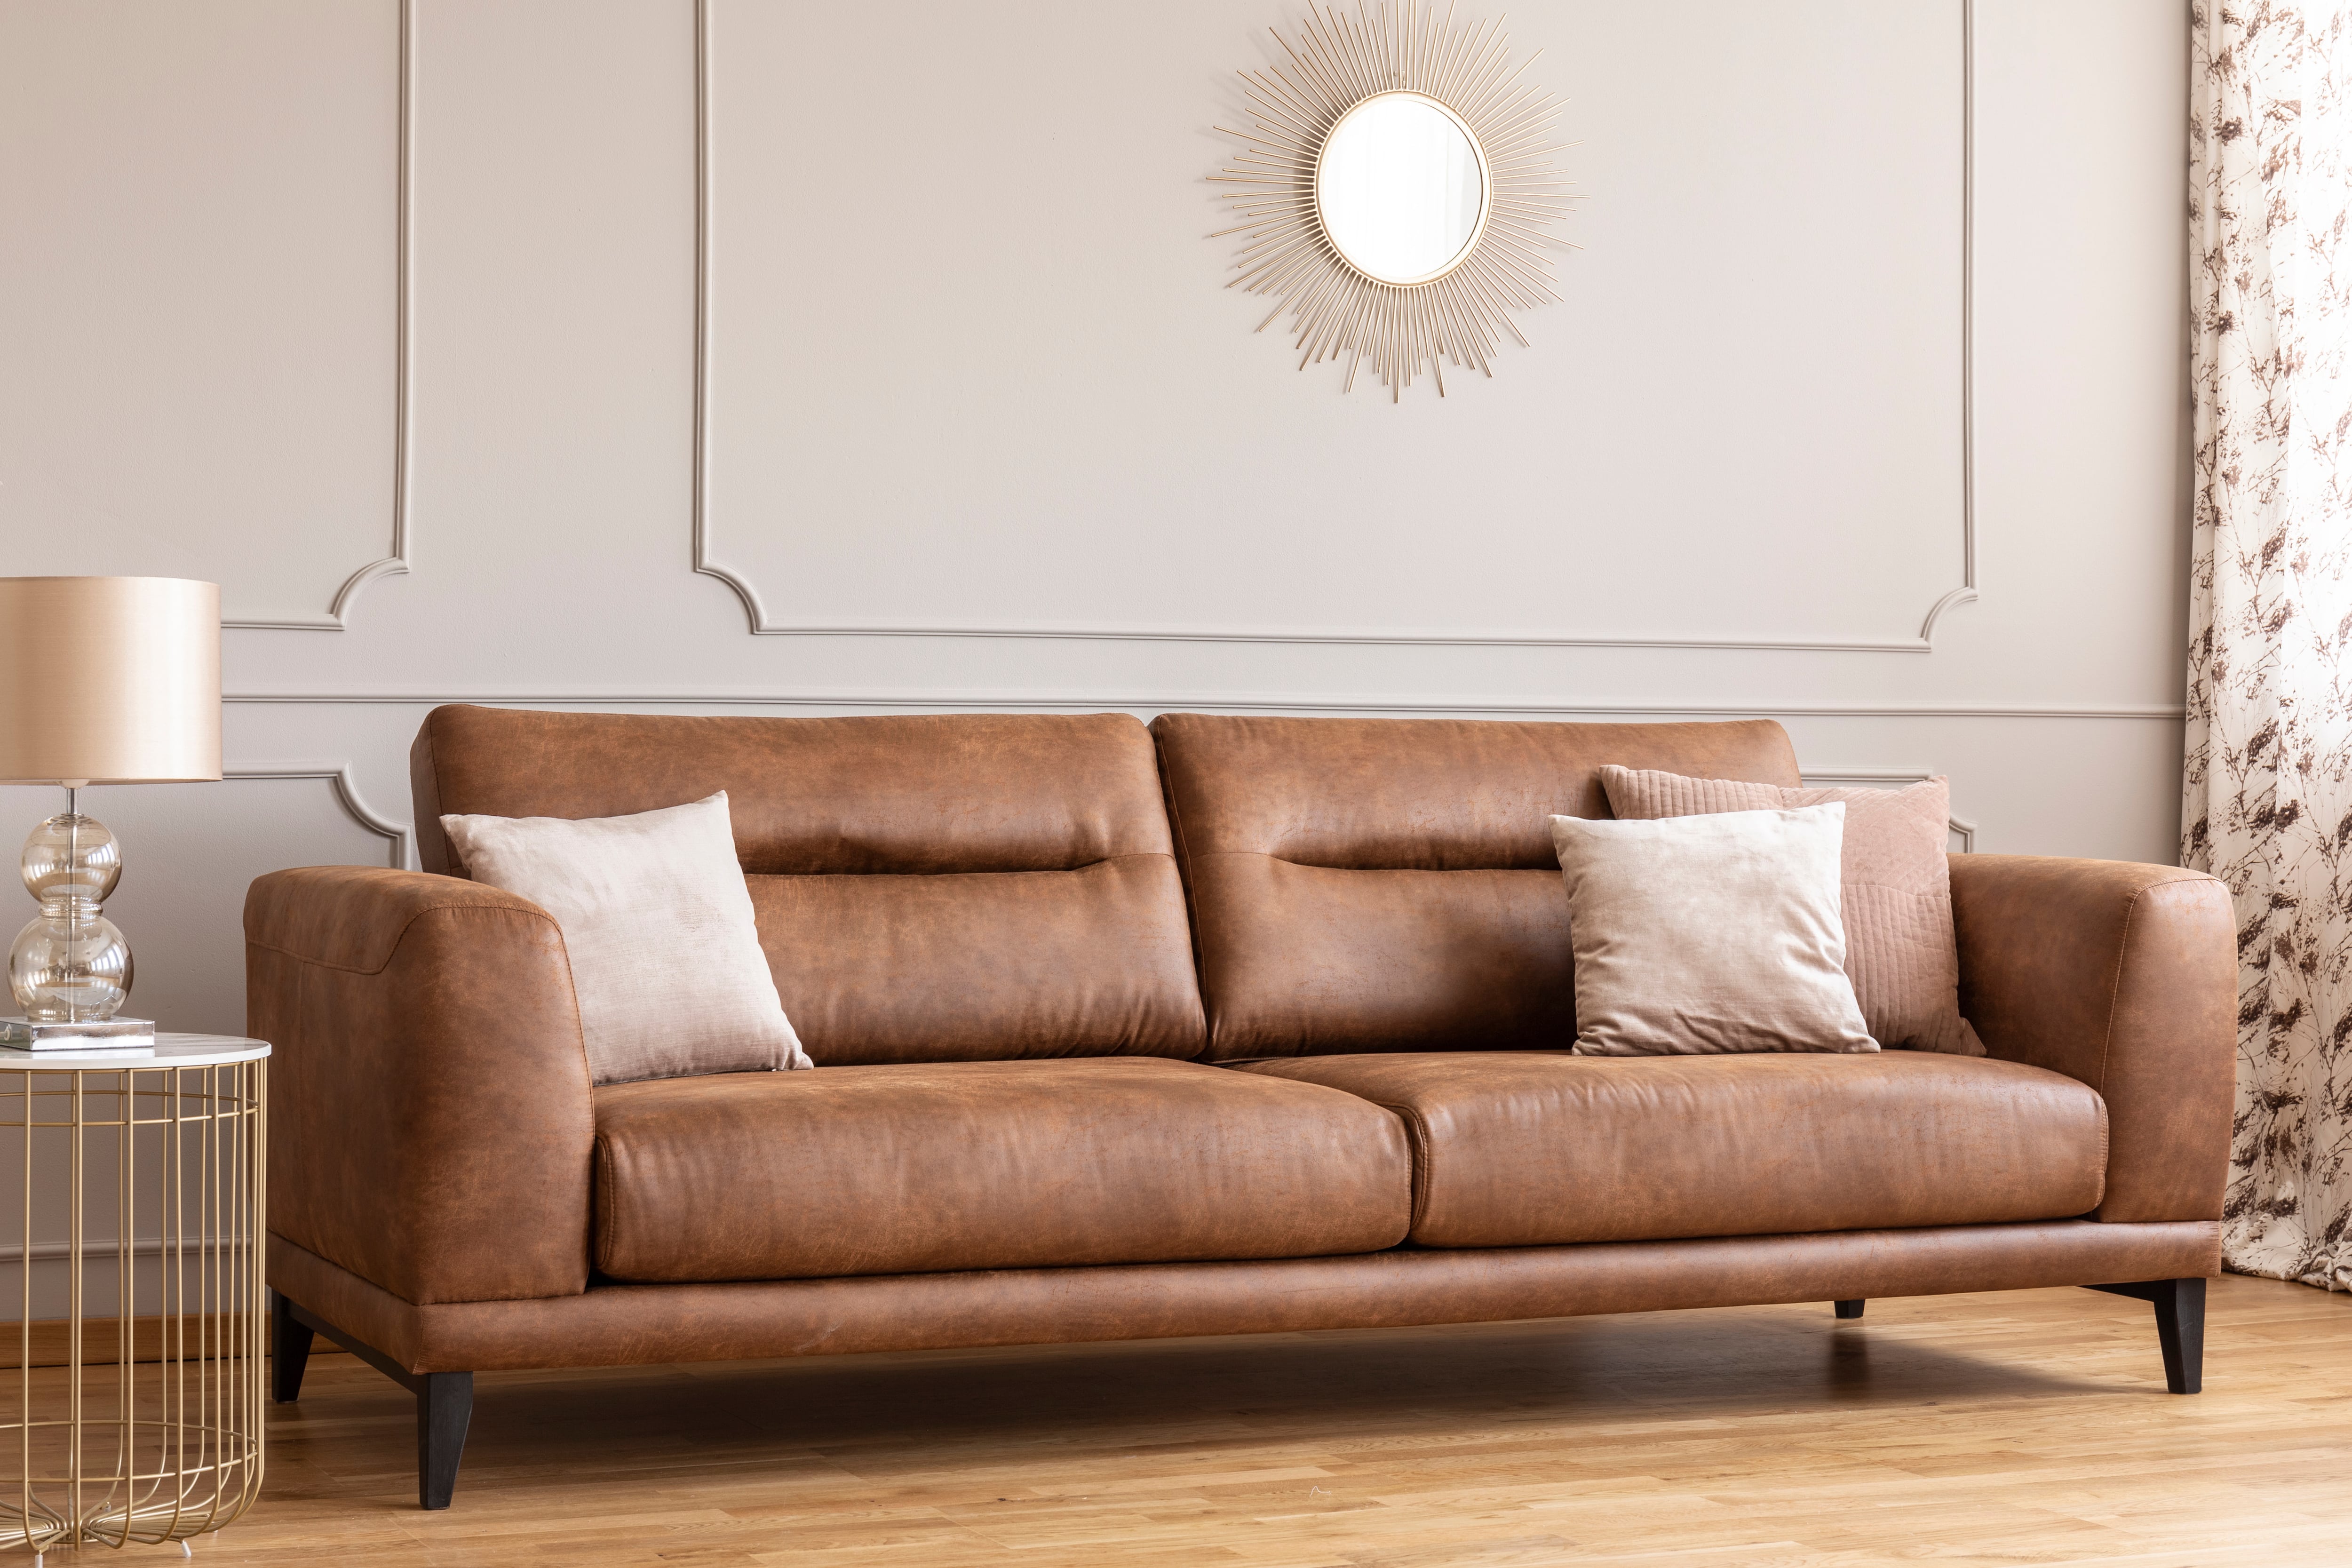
[0,577,220,785]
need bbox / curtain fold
[2185,0,2352,1291]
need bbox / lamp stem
[64,786,77,1024]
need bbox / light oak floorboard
[27,1275,2352,1566]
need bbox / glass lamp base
[9,803,131,1023]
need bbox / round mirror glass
[1314,92,1488,286]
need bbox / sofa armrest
[1948,854,2235,1226]
[246,866,595,1305]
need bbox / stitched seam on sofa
[2094,876,2213,1217]
[754,851,1178,878]
[2096,885,2151,1097]
[251,903,594,1142]
[547,919,592,1091]
[419,710,453,876]
[247,901,570,978]
[1183,847,1558,874]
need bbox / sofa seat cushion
[592,1058,1411,1282]
[1232,1052,2106,1248]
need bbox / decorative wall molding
[691,0,1976,653]
[222,0,414,632]
[1803,766,1979,852]
[221,689,2183,721]
[225,764,410,869]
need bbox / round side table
[0,1034,269,1561]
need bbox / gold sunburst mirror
[1214,2,1574,398]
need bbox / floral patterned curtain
[2185,0,2352,1291]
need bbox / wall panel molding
[690,0,1979,654]
[224,765,410,868]
[222,0,414,632]
[222,690,2181,721]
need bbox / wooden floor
[32,1274,2352,1567]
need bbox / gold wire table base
[0,1038,268,1557]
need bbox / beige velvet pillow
[439,791,812,1085]
[1599,766,1983,1055]
[1549,804,1878,1057]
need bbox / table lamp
[0,577,221,1049]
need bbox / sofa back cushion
[1150,714,1803,1059]
[413,705,1205,1064]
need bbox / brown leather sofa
[248,707,2235,1510]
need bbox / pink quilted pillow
[1597,766,1983,1055]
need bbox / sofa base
[270,1221,2218,1511]
[269,1218,2217,1374]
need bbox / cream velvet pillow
[1549,804,1877,1057]
[1599,767,1983,1055]
[439,791,812,1085]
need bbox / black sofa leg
[2153,1278,2207,1395]
[2086,1278,2207,1394]
[270,1291,315,1403]
[417,1372,475,1511]
[278,1296,477,1507]
[1833,1299,1865,1320]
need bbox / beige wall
[0,0,2185,1069]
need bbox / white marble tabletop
[0,1031,270,1071]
